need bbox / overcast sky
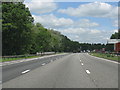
[24,0,118,44]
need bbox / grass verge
[89,53,119,62]
[1,56,41,62]
[0,52,65,62]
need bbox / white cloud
[73,19,99,28]
[58,2,118,18]
[25,0,57,14]
[60,28,101,35]
[32,13,115,43]
[32,13,104,43]
[33,14,74,29]
[25,1,116,43]
[113,20,118,27]
[58,28,115,43]
[33,14,99,29]
[113,29,118,33]
[59,28,86,34]
[90,30,101,34]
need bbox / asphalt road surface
[2,54,68,83]
[2,53,118,88]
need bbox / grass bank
[89,53,119,61]
[1,52,65,62]
[1,55,41,62]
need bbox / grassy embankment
[1,55,41,62]
[89,53,119,61]
[0,53,65,62]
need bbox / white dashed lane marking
[86,69,91,74]
[41,63,46,66]
[22,70,30,74]
[81,63,84,66]
[0,63,2,66]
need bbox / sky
[24,0,119,44]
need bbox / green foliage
[91,53,119,61]
[49,30,64,52]
[105,44,114,52]
[2,2,34,55]
[110,29,120,39]
[35,26,51,52]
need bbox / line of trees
[2,2,114,56]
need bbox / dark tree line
[2,2,115,56]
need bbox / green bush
[107,54,110,57]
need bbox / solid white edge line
[80,60,81,62]
[41,63,46,66]
[22,70,30,74]
[86,69,90,74]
